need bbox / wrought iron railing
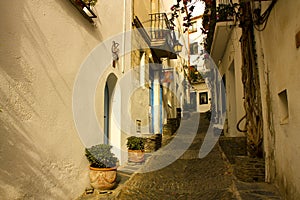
[149,13,175,47]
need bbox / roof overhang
[210,21,235,65]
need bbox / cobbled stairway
[114,113,237,200]
[77,112,282,200]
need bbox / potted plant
[85,144,118,190]
[126,136,146,163]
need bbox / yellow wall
[0,0,129,199]
[256,0,300,199]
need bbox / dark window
[199,92,208,105]
[190,42,198,55]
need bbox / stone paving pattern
[77,113,282,200]
[114,114,236,200]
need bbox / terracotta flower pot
[128,149,145,163]
[89,166,117,190]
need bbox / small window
[189,21,197,33]
[190,42,198,55]
[278,89,289,124]
[199,92,208,105]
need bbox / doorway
[104,73,118,143]
[104,83,109,144]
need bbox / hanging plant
[169,0,199,33]
[216,4,235,21]
[202,0,217,53]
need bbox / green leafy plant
[85,144,118,168]
[217,4,235,21]
[83,0,97,7]
[126,136,145,150]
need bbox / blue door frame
[104,84,109,144]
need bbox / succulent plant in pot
[126,136,146,163]
[85,144,118,190]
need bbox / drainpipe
[121,0,127,73]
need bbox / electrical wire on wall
[236,114,247,132]
[251,0,278,31]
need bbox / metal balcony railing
[149,13,175,48]
[133,13,178,59]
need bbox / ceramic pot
[89,166,117,190]
[128,149,145,163]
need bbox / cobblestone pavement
[113,113,237,200]
[78,113,282,200]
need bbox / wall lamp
[174,40,183,53]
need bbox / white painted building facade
[0,0,189,199]
[209,0,300,199]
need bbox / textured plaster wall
[256,0,300,199]
[0,0,126,199]
[218,27,244,137]
[130,29,151,134]
[134,0,152,27]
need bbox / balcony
[203,0,235,62]
[210,21,234,63]
[211,3,235,62]
[133,13,178,61]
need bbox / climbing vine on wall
[201,0,266,157]
[239,2,263,158]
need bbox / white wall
[218,27,244,137]
[194,83,211,113]
[255,0,300,199]
[0,0,128,199]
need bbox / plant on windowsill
[70,0,97,23]
[75,0,98,7]
[85,144,118,190]
[82,0,97,7]
[126,136,146,163]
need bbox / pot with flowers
[85,144,118,190]
[126,136,146,163]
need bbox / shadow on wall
[0,107,70,199]
[0,1,92,199]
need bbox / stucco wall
[218,27,244,137]
[0,0,128,199]
[255,0,300,199]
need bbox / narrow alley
[1,1,299,199]
[78,113,281,200]
[115,113,235,199]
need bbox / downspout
[122,0,129,73]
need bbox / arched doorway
[104,83,109,144]
[104,73,121,161]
